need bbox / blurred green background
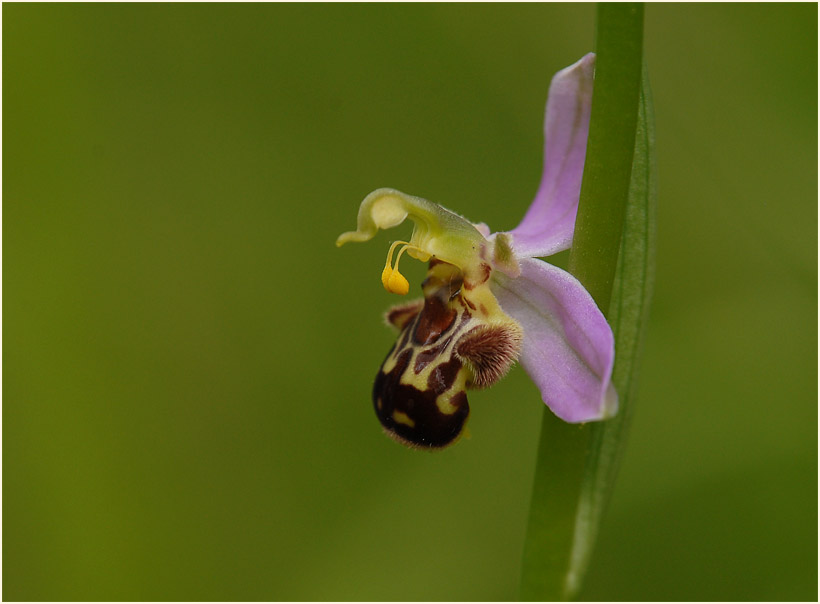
[4,3,816,601]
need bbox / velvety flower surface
[337,53,616,448]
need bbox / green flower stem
[569,2,644,311]
[520,4,647,601]
[520,415,593,601]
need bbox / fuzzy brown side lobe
[385,299,424,330]
[456,324,522,388]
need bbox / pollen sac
[373,260,521,449]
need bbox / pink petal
[492,257,617,422]
[507,53,595,258]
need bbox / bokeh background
[4,3,816,601]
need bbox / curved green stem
[569,2,644,309]
[519,4,649,601]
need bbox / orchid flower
[337,53,616,449]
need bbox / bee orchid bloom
[337,53,616,449]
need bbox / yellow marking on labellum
[400,365,429,390]
[436,395,459,415]
[392,410,415,427]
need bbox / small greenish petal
[337,188,490,286]
[491,232,521,278]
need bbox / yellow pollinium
[381,240,428,295]
[381,266,410,295]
